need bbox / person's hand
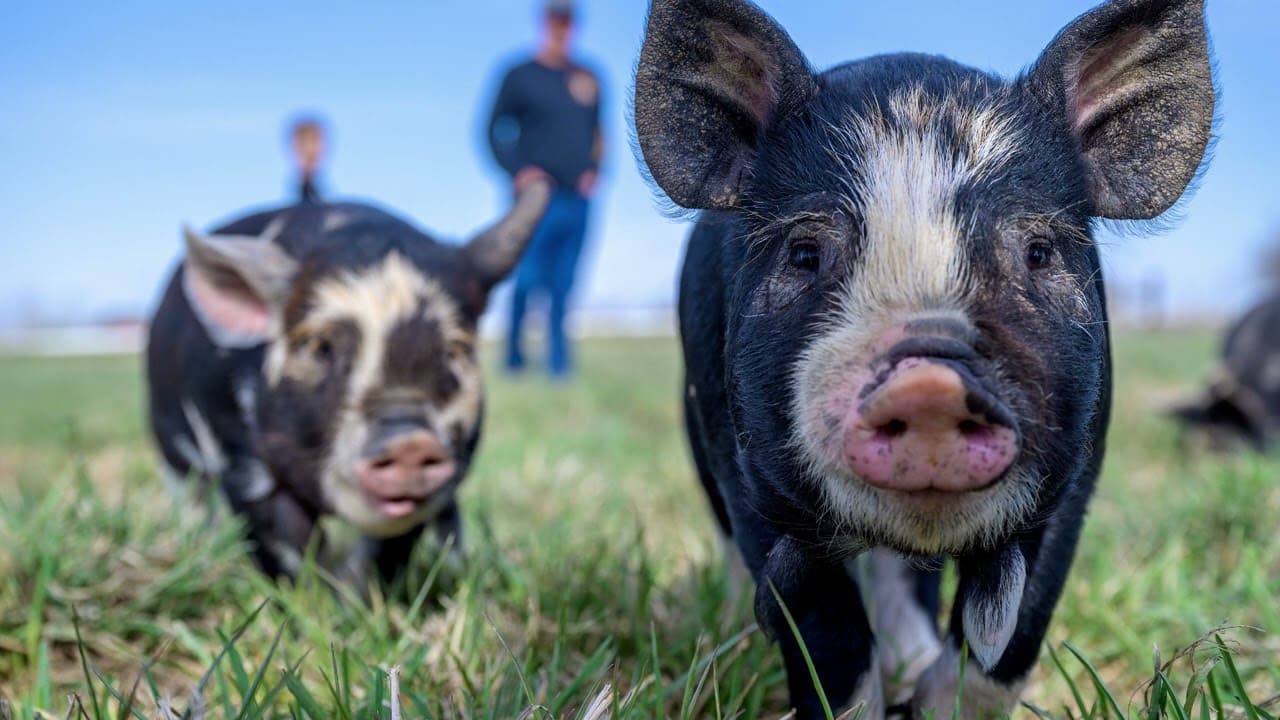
[514,166,550,193]
[576,168,598,198]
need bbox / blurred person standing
[487,0,603,380]
[288,115,328,203]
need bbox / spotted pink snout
[843,359,1018,493]
[356,430,456,519]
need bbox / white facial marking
[272,253,473,537]
[789,85,1034,553]
[429,351,482,449]
[913,642,1024,720]
[821,84,1021,318]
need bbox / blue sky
[1,1,1277,328]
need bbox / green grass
[0,332,1276,718]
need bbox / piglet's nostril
[878,419,908,439]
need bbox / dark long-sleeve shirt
[487,58,602,193]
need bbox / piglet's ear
[634,0,816,210]
[1029,0,1215,220]
[181,220,298,348]
[464,179,552,290]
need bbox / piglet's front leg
[757,535,884,720]
[912,544,1028,720]
[238,488,318,581]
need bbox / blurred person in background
[288,115,328,203]
[487,0,603,380]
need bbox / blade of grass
[89,668,149,720]
[483,611,541,714]
[25,551,54,674]
[663,624,757,701]
[1023,702,1057,720]
[116,659,153,720]
[1214,634,1262,720]
[280,669,328,719]
[324,644,355,720]
[1206,669,1226,719]
[1048,643,1090,720]
[768,581,835,720]
[1156,672,1191,720]
[32,640,51,712]
[72,608,103,720]
[232,619,288,720]
[1065,641,1125,718]
[676,636,705,719]
[1182,657,1219,720]
[682,638,720,720]
[184,600,269,720]
[953,641,968,720]
[1148,646,1166,720]
[251,646,307,718]
[551,639,615,714]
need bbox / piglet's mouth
[357,456,458,519]
[369,493,429,519]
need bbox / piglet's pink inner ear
[1029,0,1214,220]
[180,225,298,348]
[1070,26,1151,135]
[183,260,273,341]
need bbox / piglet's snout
[844,359,1019,493]
[357,429,456,517]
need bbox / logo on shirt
[568,70,598,107]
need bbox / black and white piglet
[634,0,1214,716]
[146,184,549,583]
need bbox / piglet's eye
[788,241,821,273]
[448,340,472,361]
[311,337,334,363]
[1026,240,1054,271]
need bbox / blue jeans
[506,190,590,377]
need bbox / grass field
[0,331,1277,719]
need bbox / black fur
[638,0,1212,716]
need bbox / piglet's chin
[345,498,434,539]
